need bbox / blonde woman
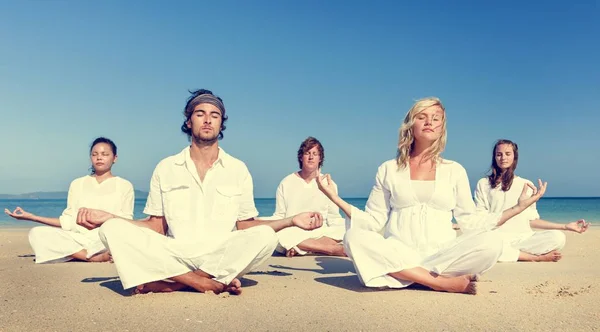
[317,98,547,294]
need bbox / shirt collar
[172,146,229,168]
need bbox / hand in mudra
[518,179,547,210]
[316,174,337,198]
[76,208,115,230]
[4,207,34,221]
[565,219,589,233]
[292,212,324,230]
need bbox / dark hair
[297,137,325,169]
[90,137,117,175]
[181,89,228,140]
[487,139,519,191]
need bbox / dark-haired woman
[474,139,589,262]
[4,137,134,263]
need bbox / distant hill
[0,190,149,200]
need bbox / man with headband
[85,89,323,295]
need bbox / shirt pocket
[211,186,242,223]
[161,183,191,220]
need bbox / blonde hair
[396,97,447,168]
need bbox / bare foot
[133,281,187,294]
[330,243,347,257]
[467,274,480,282]
[87,251,112,263]
[432,275,477,295]
[286,248,298,257]
[225,278,242,295]
[534,250,562,262]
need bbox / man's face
[187,102,223,143]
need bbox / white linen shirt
[143,146,259,242]
[270,173,345,228]
[474,176,539,234]
[60,175,134,233]
[350,159,502,256]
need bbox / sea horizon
[2,197,599,228]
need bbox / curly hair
[181,89,228,140]
[297,137,324,169]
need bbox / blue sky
[0,0,598,198]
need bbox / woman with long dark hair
[474,139,588,262]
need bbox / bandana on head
[188,94,226,119]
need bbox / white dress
[28,175,134,263]
[99,147,278,290]
[265,173,346,255]
[474,176,566,262]
[344,159,504,288]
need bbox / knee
[343,228,369,253]
[550,230,566,250]
[98,218,123,244]
[28,226,52,244]
[252,225,278,251]
[478,232,504,260]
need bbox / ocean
[1,197,598,228]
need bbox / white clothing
[29,175,134,263]
[99,219,277,289]
[267,173,346,255]
[143,147,259,241]
[474,176,565,262]
[411,180,435,203]
[100,147,277,289]
[345,159,503,288]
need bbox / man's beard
[192,131,219,146]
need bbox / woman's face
[90,143,117,174]
[301,145,321,173]
[411,105,444,144]
[495,144,515,170]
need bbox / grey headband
[188,94,226,118]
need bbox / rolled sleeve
[143,166,164,217]
[237,167,259,221]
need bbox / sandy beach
[1,227,598,331]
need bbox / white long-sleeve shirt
[350,159,502,257]
[474,176,539,234]
[270,173,345,228]
[59,175,134,233]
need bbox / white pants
[276,224,345,255]
[496,230,566,262]
[98,219,279,290]
[344,228,503,288]
[28,226,107,263]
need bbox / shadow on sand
[269,256,356,275]
[82,275,259,296]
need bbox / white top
[144,146,259,242]
[474,176,539,234]
[60,175,134,233]
[270,173,345,227]
[350,159,502,256]
[411,180,435,204]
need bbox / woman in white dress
[263,137,346,257]
[317,97,547,295]
[4,137,134,263]
[474,139,589,262]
